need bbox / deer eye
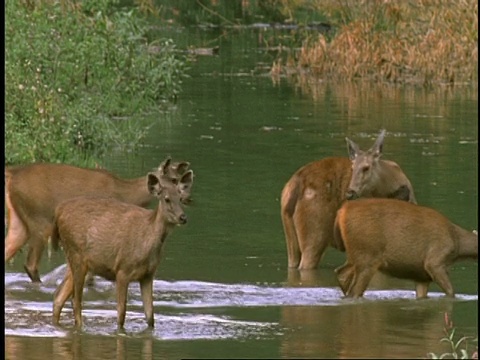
[362,166,370,173]
[164,195,171,203]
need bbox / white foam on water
[5,271,477,339]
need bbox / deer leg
[4,199,28,262]
[284,225,301,268]
[286,268,302,285]
[346,265,377,298]
[116,271,129,329]
[424,261,454,297]
[24,234,46,283]
[281,209,301,268]
[85,272,95,288]
[297,229,328,270]
[296,206,333,270]
[415,281,430,299]
[53,265,74,325]
[139,275,154,328]
[335,263,355,296]
[72,262,87,328]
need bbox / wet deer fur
[5,157,193,282]
[52,164,190,329]
[280,129,416,270]
[334,198,478,298]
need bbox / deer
[52,162,191,329]
[333,198,478,299]
[4,157,193,283]
[280,129,416,270]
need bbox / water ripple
[5,269,477,340]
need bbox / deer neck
[149,204,175,244]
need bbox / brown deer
[334,198,478,299]
[281,129,416,270]
[5,157,193,282]
[52,164,190,329]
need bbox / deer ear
[370,129,386,157]
[346,137,361,160]
[147,173,163,195]
[179,170,194,186]
[158,157,172,175]
[175,162,190,175]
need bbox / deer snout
[345,189,359,200]
[179,214,187,224]
[180,196,192,205]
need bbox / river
[5,24,478,359]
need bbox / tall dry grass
[271,0,478,86]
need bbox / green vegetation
[156,1,477,86]
[5,0,188,166]
[6,0,477,165]
[156,0,327,26]
[428,313,478,359]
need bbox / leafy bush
[5,0,188,166]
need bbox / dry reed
[271,0,478,86]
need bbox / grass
[428,312,478,359]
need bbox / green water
[5,26,478,359]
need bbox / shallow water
[5,269,477,340]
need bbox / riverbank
[5,0,187,165]
[270,1,477,86]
